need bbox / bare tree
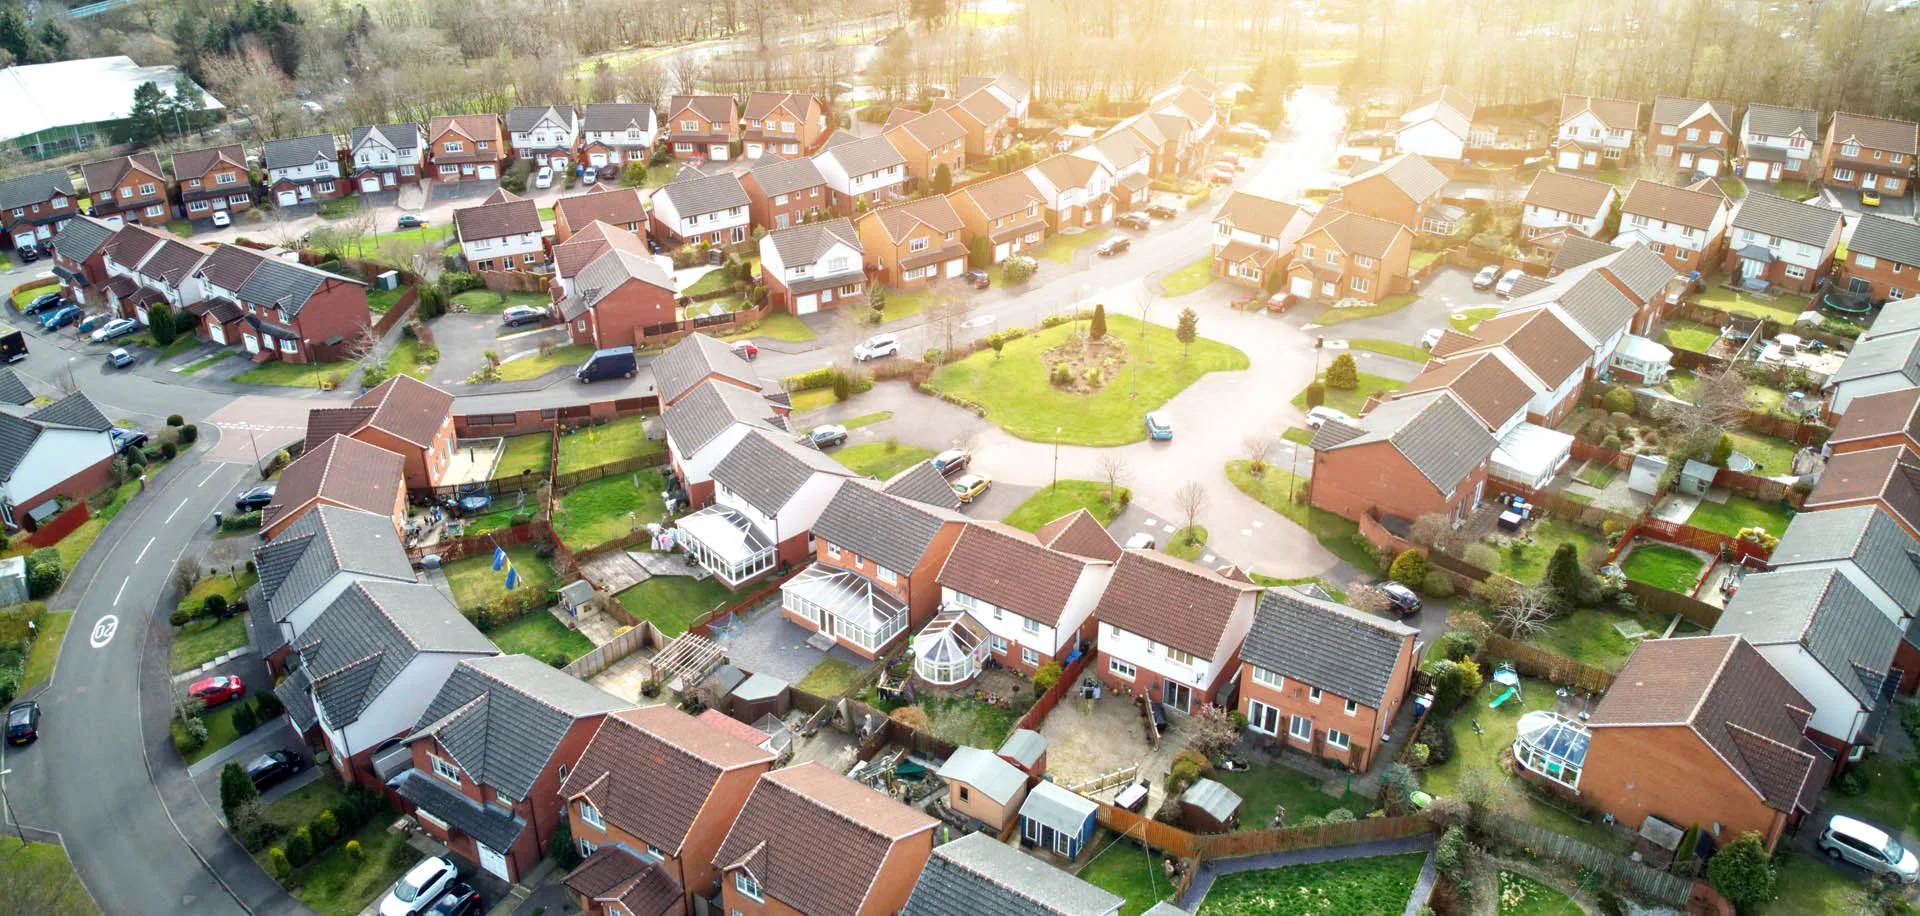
[341,198,380,259]
[261,206,306,251]
[1497,583,1555,641]
[200,48,296,142]
[1671,368,1749,458]
[667,53,707,95]
[1096,454,1130,495]
[342,326,381,367]
[1185,704,1239,758]
[1348,581,1393,617]
[1241,431,1277,474]
[927,294,969,360]
[1174,480,1207,537]
[1409,513,1452,549]
[171,554,201,595]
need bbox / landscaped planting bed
[1002,481,1121,530]
[1195,852,1426,915]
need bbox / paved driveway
[1307,266,1505,345]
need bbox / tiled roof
[889,110,966,149]
[880,460,960,509]
[660,172,749,218]
[348,123,420,154]
[565,248,674,319]
[661,378,785,458]
[1560,94,1642,131]
[560,705,775,855]
[709,428,851,516]
[1242,587,1414,707]
[1745,103,1820,140]
[1093,550,1258,659]
[193,243,267,294]
[428,114,504,145]
[745,156,827,197]
[813,480,959,573]
[904,832,1123,916]
[954,88,1011,126]
[261,434,404,531]
[1849,213,1920,268]
[261,135,338,172]
[581,103,655,133]
[1212,191,1305,240]
[1305,206,1405,259]
[554,187,648,230]
[1524,171,1615,217]
[1596,243,1680,303]
[1311,391,1496,493]
[654,333,761,404]
[1829,387,1920,448]
[454,195,542,241]
[1620,179,1725,229]
[254,505,414,623]
[27,392,110,431]
[103,223,165,268]
[762,217,859,269]
[0,369,31,406]
[49,215,113,262]
[553,221,647,279]
[1806,446,1920,531]
[934,746,1026,804]
[743,90,814,123]
[236,254,357,317]
[957,171,1045,218]
[1832,328,1920,386]
[1650,96,1734,132]
[0,413,41,482]
[1714,567,1901,706]
[80,153,162,198]
[0,168,72,211]
[865,196,966,242]
[292,580,496,730]
[348,374,454,448]
[408,654,626,802]
[1029,154,1104,193]
[817,134,906,178]
[390,769,526,852]
[670,95,737,125]
[1769,505,1920,616]
[1731,193,1843,249]
[505,105,576,134]
[1457,309,1589,388]
[937,522,1105,628]
[565,847,681,916]
[1830,111,1919,155]
[1397,351,1536,429]
[1035,509,1121,561]
[138,236,209,286]
[170,143,247,180]
[1343,152,1449,203]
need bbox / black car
[424,883,482,916]
[1095,237,1130,257]
[962,269,990,289]
[1146,203,1178,220]
[396,215,427,230]
[1116,212,1151,230]
[245,749,306,791]
[24,292,64,315]
[235,484,276,512]
[16,245,37,264]
[1376,582,1422,618]
[6,701,38,745]
[110,428,148,454]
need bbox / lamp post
[1052,426,1061,490]
[0,768,24,847]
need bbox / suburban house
[1553,94,1643,171]
[1391,85,1474,161]
[933,748,1028,834]
[1070,130,1155,210]
[455,189,548,272]
[1210,191,1312,289]
[553,221,648,296]
[713,763,938,916]
[666,95,741,161]
[1328,153,1449,230]
[1614,179,1731,273]
[81,152,167,225]
[951,172,1049,263]
[1521,171,1616,244]
[814,134,909,216]
[1394,349,1539,438]
[1724,192,1844,293]
[1829,387,1920,457]
[347,123,424,192]
[560,705,776,916]
[959,73,1032,120]
[1440,305,1600,428]
[0,168,75,251]
[1568,635,1829,852]
[758,217,864,314]
[388,655,627,883]
[742,90,830,159]
[783,479,966,660]
[660,379,790,507]
[427,114,507,183]
[678,428,853,587]
[301,374,457,491]
[1822,112,1917,199]
[937,89,1014,160]
[551,187,648,244]
[96,224,202,324]
[262,135,344,205]
[1805,446,1920,541]
[1025,154,1115,231]
[1769,505,1920,694]
[559,247,677,350]
[1237,587,1418,773]
[1093,550,1263,713]
[244,505,415,674]
[182,242,371,364]
[903,832,1123,916]
[506,105,579,170]
[1648,97,1736,177]
[885,110,968,188]
[1714,566,1901,753]
[740,156,832,232]
[856,196,969,289]
[274,580,498,788]
[1739,104,1821,181]
[48,214,114,304]
[654,331,766,407]
[577,103,657,170]
[1841,213,1920,302]
[0,393,116,531]
[1285,206,1413,304]
[169,144,251,221]
[932,518,1116,682]
[1309,391,1497,527]
[1551,236,1624,275]
[260,433,407,540]
[649,171,751,246]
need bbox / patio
[440,437,505,488]
[1038,693,1183,792]
[714,596,868,686]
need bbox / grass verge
[1002,481,1121,530]
[1307,293,1418,327]
[832,443,937,479]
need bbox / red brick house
[758,217,863,314]
[1840,213,1920,302]
[653,332,766,407]
[551,187,648,244]
[1328,153,1449,230]
[301,375,457,492]
[1285,207,1413,304]
[389,655,627,883]
[48,215,114,305]
[1827,387,1920,457]
[454,189,548,272]
[781,480,966,659]
[427,114,507,183]
[742,90,830,159]
[1553,94,1643,171]
[1093,550,1263,713]
[950,172,1048,263]
[81,153,168,225]
[559,248,678,349]
[667,95,741,161]
[1804,445,1920,542]
[260,433,408,540]
[1309,391,1497,527]
[552,221,647,296]
[1238,587,1418,773]
[885,110,967,189]
[741,156,831,232]
[1824,112,1918,200]
[170,144,253,222]
[1615,179,1731,274]
[856,196,969,289]
[1648,97,1736,177]
[0,168,76,251]
[187,243,371,364]
[560,705,776,916]
[936,90,1013,160]
[714,763,938,916]
[1211,191,1312,289]
[1725,192,1843,293]
[933,516,1116,679]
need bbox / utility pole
[0,769,25,847]
[1052,426,1060,490]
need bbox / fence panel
[1483,813,1694,907]
[1620,580,1724,629]
[1192,816,1433,861]
[552,452,671,494]
[563,620,660,680]
[1096,804,1200,859]
[1484,635,1616,693]
[1014,648,1094,733]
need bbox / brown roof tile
[261,435,405,530]
[82,153,163,197]
[889,110,966,150]
[1828,388,1920,449]
[1453,309,1589,388]
[1397,351,1535,429]
[1806,445,1920,532]
[554,188,648,231]
[743,90,814,123]
[302,406,376,453]
[560,705,774,856]
[1093,550,1259,659]
[1213,192,1307,241]
[554,221,647,279]
[454,196,542,241]
[351,375,455,447]
[428,115,504,146]
[670,95,737,126]
[1831,112,1920,157]
[1036,509,1122,561]
[1560,94,1642,131]
[1620,179,1727,230]
[171,144,247,182]
[564,847,681,916]
[956,171,1044,219]
[1304,207,1406,259]
[936,522,1105,627]
[714,763,937,915]
[865,196,966,242]
[1524,171,1615,217]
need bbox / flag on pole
[492,547,507,571]
[504,563,520,591]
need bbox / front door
[1320,281,1337,298]
[1679,153,1694,169]
[298,184,313,201]
[476,844,509,881]
[1582,150,1598,166]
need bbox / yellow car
[951,473,992,504]
[1864,188,1883,207]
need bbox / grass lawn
[1289,371,1404,417]
[171,615,247,674]
[1829,753,1920,840]
[1224,461,1381,575]
[0,842,96,915]
[1717,176,1749,199]
[259,776,349,831]
[1210,762,1356,828]
[1410,249,1443,272]
[556,415,664,475]
[1760,852,1866,916]
[1771,179,1819,201]
[285,822,420,916]
[552,469,668,549]
[1573,460,1619,488]
[178,351,239,375]
[495,432,552,479]
[794,656,866,697]
[1659,321,1721,353]
[451,289,516,314]
[443,546,556,610]
[497,344,594,381]
[614,575,736,637]
[1197,853,1426,915]
[1037,229,1110,264]
[842,411,892,429]
[873,287,953,324]
[723,310,817,342]
[929,315,1248,446]
[1529,607,1673,673]
[682,267,735,298]
[365,286,407,314]
[865,688,1024,748]
[1621,545,1705,593]
[361,224,456,269]
[1493,520,1606,584]
[1002,481,1121,530]
[487,612,594,664]
[789,387,838,413]
[1693,282,1811,324]
[1450,306,1501,333]
[9,282,57,311]
[1307,293,1420,327]
[1725,429,1801,477]
[44,471,163,571]
[1497,871,1580,916]
[832,443,937,479]
[1077,838,1175,916]
[380,338,436,380]
[1282,426,1312,446]
[1685,493,1794,538]
[20,610,70,693]
[1165,526,1208,561]
[1344,338,1430,363]
[132,332,201,362]
[173,700,253,764]
[1160,256,1216,297]
[233,360,350,388]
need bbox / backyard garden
[551,469,668,549]
[1077,836,1175,916]
[613,575,736,637]
[555,415,665,475]
[1195,852,1429,915]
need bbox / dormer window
[734,873,763,902]
[578,801,604,829]
[430,755,460,784]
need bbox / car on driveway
[1095,237,1130,256]
[501,305,547,327]
[235,483,276,512]
[1819,814,1920,883]
[951,472,992,504]
[92,317,139,342]
[16,244,37,264]
[397,215,427,230]
[424,883,483,916]
[1116,211,1151,230]
[245,749,307,791]
[1375,582,1422,617]
[962,269,990,289]
[805,424,848,449]
[23,292,64,315]
[853,333,900,361]
[582,167,599,186]
[1145,411,1173,440]
[1472,265,1500,290]
[1125,532,1157,550]
[76,313,107,335]
[1420,328,1445,349]
[730,341,759,360]
[1147,203,1178,220]
[1494,268,1525,297]
[1864,188,1885,208]
[931,448,970,476]
[380,856,459,916]
[211,211,232,228]
[534,167,554,189]
[40,305,81,330]
[6,701,38,745]
[107,348,136,369]
[110,428,147,453]
[188,675,245,707]
[1304,406,1354,429]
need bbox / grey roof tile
[746,156,828,197]
[762,217,860,269]
[1651,97,1735,132]
[660,378,785,457]
[505,105,576,134]
[255,505,415,623]
[660,172,749,218]
[293,580,496,730]
[1315,392,1495,493]
[1551,236,1621,273]
[1849,214,1920,268]
[261,135,338,172]
[0,413,42,482]
[818,135,907,178]
[0,169,74,211]
[50,215,114,262]
[1832,329,1920,386]
[236,257,346,318]
[709,428,850,516]
[1598,243,1680,303]
[812,480,959,573]
[1242,588,1415,707]
[28,393,110,431]
[1713,567,1901,706]
[348,123,420,155]
[653,333,762,404]
[880,460,961,509]
[903,832,1123,916]
[390,769,526,851]
[1769,505,1920,622]
[0,369,32,406]
[1745,104,1821,141]
[1181,778,1241,821]
[582,103,655,133]
[1730,193,1843,248]
[408,655,626,802]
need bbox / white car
[853,333,900,361]
[534,167,554,189]
[1420,328,1445,349]
[210,211,231,228]
[1305,406,1355,429]
[299,100,324,114]
[380,856,458,916]
[1819,815,1920,883]
[1494,268,1526,298]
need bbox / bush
[1324,352,1360,389]
[231,801,278,853]
[1433,629,1477,662]
[177,713,208,753]
[1304,381,1325,408]
[969,236,992,268]
[1388,549,1428,587]
[220,762,259,820]
[285,826,313,867]
[345,840,364,864]
[267,847,291,879]
[231,702,257,733]
[1406,744,1430,767]
[161,442,178,460]
[550,821,583,869]
[1421,569,1455,599]
[180,424,198,445]
[25,548,62,598]
[1710,433,1734,467]
[203,594,228,618]
[1421,719,1454,766]
[1600,386,1636,414]
[1708,832,1775,909]
[1166,758,1201,795]
[1001,256,1036,284]
[1032,662,1063,692]
[169,608,194,627]
[166,414,185,427]
[221,511,263,532]
[313,810,339,845]
[1435,826,1473,884]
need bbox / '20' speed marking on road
[90,615,118,648]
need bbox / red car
[188,675,245,707]
[730,341,759,361]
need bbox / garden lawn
[1771,179,1819,201]
[1760,852,1865,916]
[872,287,950,324]
[865,689,1024,748]
[233,360,351,387]
[1077,839,1175,916]
[495,432,552,479]
[1344,338,1430,363]
[1165,526,1207,561]
[364,287,406,314]
[497,344,594,381]
[614,575,735,637]
[794,656,866,697]
[1290,371,1405,416]
[1530,607,1676,673]
[443,546,556,610]
[179,351,238,374]
[1002,481,1120,530]
[1196,852,1426,916]
[723,310,817,342]
[174,700,253,764]
[259,776,348,830]
[1037,229,1110,264]
[1410,249,1442,272]
[552,470,668,549]
[1224,461,1380,575]
[1306,293,1419,327]
[1450,306,1501,333]
[44,471,163,571]
[1685,493,1793,538]
[1828,753,1920,841]
[487,612,594,664]
[1573,460,1618,488]
[1659,321,1720,353]
[451,289,514,314]
[0,842,96,915]
[1209,762,1355,829]
[833,443,937,479]
[1496,871,1579,916]
[1493,520,1607,584]
[380,338,435,380]
[285,822,420,916]
[20,610,70,693]
[1693,282,1809,324]
[842,411,892,429]
[9,282,57,311]
[1725,429,1800,477]
[789,387,837,413]
[1160,256,1216,297]
[556,415,665,475]
[682,267,735,298]
[929,315,1248,446]
[171,616,247,674]
[1621,545,1705,592]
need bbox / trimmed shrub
[1421,720,1455,766]
[267,847,291,878]
[1304,381,1325,408]
[1600,386,1636,414]
[1324,352,1360,389]
[313,810,339,844]
[166,414,185,427]
[220,763,259,821]
[1421,569,1455,599]
[284,826,313,867]
[345,840,364,864]
[1388,549,1429,588]
[1032,662,1062,692]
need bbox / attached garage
[709,144,730,163]
[9,230,32,248]
[794,293,818,315]
[993,241,1012,261]
[746,143,764,159]
[944,259,963,278]
[589,152,608,167]
[243,334,260,354]
[276,189,297,206]
[477,165,497,180]
[1556,150,1580,170]
[360,176,381,193]
[1743,159,1771,180]
[209,324,225,344]
[1289,276,1313,298]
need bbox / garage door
[10,231,31,248]
[746,143,764,159]
[795,294,818,315]
[477,165,497,180]
[209,324,225,344]
[477,844,509,882]
[945,259,963,278]
[993,242,1011,261]
[1699,159,1721,177]
[1743,160,1769,180]
[243,334,260,354]
[589,153,608,167]
[1556,150,1580,170]
[360,177,380,193]
[710,145,730,162]
[1290,276,1313,298]
[276,190,297,206]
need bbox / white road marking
[1144,518,1159,527]
[1203,554,1215,563]
[164,497,189,524]
[1252,520,1263,528]
[89,615,117,648]
[198,466,222,487]
[112,580,126,606]
[1161,524,1175,534]
[134,537,154,564]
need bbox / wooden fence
[1192,815,1433,861]
[1634,516,1773,565]
[25,501,90,548]
[553,452,671,494]
[369,285,420,338]
[1482,813,1695,907]
[562,619,666,680]
[1012,647,1093,733]
[1096,803,1200,859]
[408,519,552,565]
[1484,635,1616,693]
[1620,579,1724,630]
[477,269,552,294]
[454,397,660,439]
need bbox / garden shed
[1018,782,1097,859]
[998,729,1049,777]
[730,672,791,721]
[1179,777,1243,834]
[1678,459,1717,496]
[936,746,1030,833]
[1629,454,1667,496]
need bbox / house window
[188,178,202,188]
[1843,142,1862,157]
[1858,254,1880,269]
[430,756,460,784]
[1289,715,1313,742]
[577,838,598,858]
[1344,699,1359,716]
[138,183,155,196]
[1251,667,1283,689]
[645,843,666,860]
[1353,254,1374,268]
[1308,687,1323,703]
[826,542,840,559]
[958,785,970,802]
[1685,128,1700,142]
[216,172,236,185]
[1326,729,1351,751]
[317,181,334,194]
[188,200,210,212]
[444,141,463,153]
[1166,647,1194,666]
[1660,124,1677,136]
[875,565,897,585]
[1894,288,1907,299]
[734,873,763,902]
[992,635,1009,654]
[1021,647,1039,667]
[1300,244,1314,260]
[477,141,490,150]
[1836,168,1855,182]
[1785,264,1807,280]
[579,801,604,830]
[1022,617,1040,634]
[1350,277,1370,294]
[1109,657,1136,680]
[1247,699,1280,736]
[909,237,929,252]
[1709,130,1723,144]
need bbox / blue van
[576,346,637,383]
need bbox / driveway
[1306,265,1505,345]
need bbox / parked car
[950,472,992,504]
[397,215,427,230]
[23,292,64,314]
[1375,582,1422,617]
[575,346,637,383]
[1116,211,1152,230]
[1145,411,1173,440]
[1863,188,1884,207]
[1266,293,1297,313]
[1820,815,1920,883]
[1096,237,1131,256]
[379,857,459,916]
[534,167,554,189]
[244,749,307,791]
[1472,265,1500,290]
[76,313,107,334]
[962,268,990,289]
[1494,268,1525,298]
[299,100,324,114]
[107,348,136,369]
[501,305,546,327]
[1124,532,1156,550]
[110,428,148,453]
[853,333,900,361]
[931,448,970,477]
[1420,328,1445,349]
[235,483,277,512]
[730,341,759,360]
[806,424,848,449]
[211,211,231,228]
[424,884,483,916]
[188,675,245,707]
[92,317,139,342]
[6,701,38,745]
[1216,151,1244,170]
[40,305,81,330]
[582,167,599,186]
[1304,406,1355,429]
[1146,203,1178,220]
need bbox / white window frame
[1251,667,1283,689]
[1247,699,1280,736]
[1109,657,1136,680]
[1021,647,1039,667]
[1308,687,1322,703]
[578,801,604,830]
[1289,715,1313,742]
[1344,699,1359,716]
[430,755,460,784]
[734,873,764,902]
[1326,729,1351,751]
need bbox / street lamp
[1052,426,1061,490]
[0,768,25,847]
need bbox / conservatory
[780,564,908,656]
[912,609,992,686]
[1512,710,1591,791]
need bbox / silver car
[1820,815,1920,883]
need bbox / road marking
[112,580,126,606]
[198,466,221,487]
[164,497,189,524]
[1252,520,1263,528]
[134,537,154,564]
[89,615,117,648]
[1241,529,1252,537]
